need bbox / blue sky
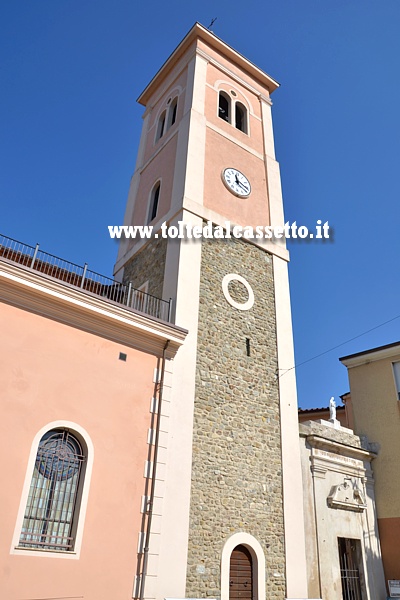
[1,1,400,409]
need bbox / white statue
[329,396,336,421]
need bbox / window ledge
[14,546,77,557]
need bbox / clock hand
[234,173,249,192]
[237,180,249,192]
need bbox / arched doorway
[229,544,253,599]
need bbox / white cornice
[181,198,290,261]
[0,259,187,358]
[303,433,376,462]
[196,48,271,101]
[143,49,195,113]
[140,47,196,110]
[340,344,400,368]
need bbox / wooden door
[229,544,253,600]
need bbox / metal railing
[0,233,171,322]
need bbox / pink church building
[0,242,186,598]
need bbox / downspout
[139,339,170,600]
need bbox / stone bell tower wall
[186,235,286,599]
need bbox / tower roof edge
[137,22,280,106]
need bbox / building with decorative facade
[341,342,400,586]
[299,414,386,599]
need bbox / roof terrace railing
[0,233,171,323]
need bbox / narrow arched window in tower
[148,182,160,223]
[218,91,230,123]
[168,97,178,128]
[156,110,166,140]
[19,429,86,552]
[235,102,248,133]
[229,544,253,600]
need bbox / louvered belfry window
[19,429,85,551]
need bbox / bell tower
[114,23,308,600]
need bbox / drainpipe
[139,339,170,600]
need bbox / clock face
[222,168,251,198]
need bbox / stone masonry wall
[122,236,167,300]
[186,235,286,599]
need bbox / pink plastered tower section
[201,44,270,228]
[121,30,275,254]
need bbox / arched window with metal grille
[19,429,86,552]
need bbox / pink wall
[203,127,270,227]
[0,300,158,600]
[129,36,274,234]
[202,47,272,228]
[198,38,274,95]
[131,132,178,228]
[205,62,264,151]
[142,68,187,165]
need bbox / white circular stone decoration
[222,273,254,311]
